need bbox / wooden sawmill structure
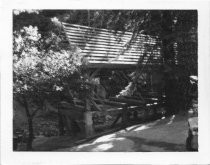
[59,22,165,137]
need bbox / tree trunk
[84,111,93,137]
[22,97,34,151]
[84,99,94,137]
[27,117,34,150]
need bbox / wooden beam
[121,105,128,128]
[94,99,127,108]
[111,113,122,128]
[109,97,146,105]
[84,97,94,137]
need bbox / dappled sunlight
[66,114,188,152]
[92,136,126,145]
[73,134,126,151]
[114,137,126,141]
[93,134,116,143]
[72,137,128,151]
[133,119,162,132]
[167,115,176,125]
[118,130,127,134]
[133,125,150,132]
[76,143,94,149]
[126,125,141,131]
[91,143,113,151]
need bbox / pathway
[56,114,188,152]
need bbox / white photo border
[1,0,210,164]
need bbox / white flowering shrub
[13,25,82,96]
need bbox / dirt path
[56,114,188,152]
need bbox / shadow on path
[124,136,186,152]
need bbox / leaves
[13,10,85,118]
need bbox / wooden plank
[82,47,160,56]
[89,55,160,60]
[82,51,144,58]
[65,29,134,42]
[65,30,143,44]
[87,58,140,63]
[64,27,132,38]
[81,49,146,55]
[87,60,139,65]
[68,39,159,51]
[66,35,157,47]
[87,61,143,65]
[77,43,150,51]
[81,50,160,56]
[63,25,136,38]
[85,62,161,69]
[63,22,136,36]
[109,97,146,106]
[64,28,157,42]
[80,44,161,50]
[85,63,137,69]
[65,30,157,45]
[84,57,160,63]
[94,99,127,107]
[81,45,147,54]
[122,106,128,128]
[87,58,144,63]
[123,96,145,102]
[85,54,148,59]
[63,22,160,41]
[70,39,158,50]
[81,51,160,58]
[111,113,122,128]
[85,56,160,62]
[85,56,160,61]
[67,38,157,50]
[87,59,161,65]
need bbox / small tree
[13,24,81,150]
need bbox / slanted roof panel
[62,22,162,68]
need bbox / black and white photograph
[1,0,210,164]
[12,9,198,152]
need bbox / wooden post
[65,116,72,135]
[121,105,128,128]
[84,99,94,137]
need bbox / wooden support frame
[109,97,146,106]
[60,22,164,137]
